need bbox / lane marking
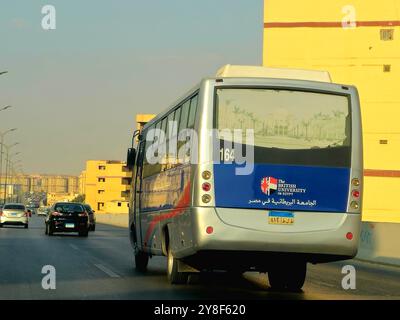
[69,244,79,250]
[94,264,121,278]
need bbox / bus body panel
[180,207,360,261]
[130,76,363,268]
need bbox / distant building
[0,174,79,204]
[81,160,131,214]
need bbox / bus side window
[164,111,176,171]
[187,94,198,129]
[171,106,182,167]
[178,100,190,164]
[185,94,198,162]
[142,125,155,178]
[179,100,190,132]
[135,141,145,188]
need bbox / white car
[37,207,49,216]
[0,203,29,229]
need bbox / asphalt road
[0,215,399,300]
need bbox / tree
[72,194,85,203]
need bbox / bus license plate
[268,211,294,225]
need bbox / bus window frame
[134,140,146,232]
[213,85,353,150]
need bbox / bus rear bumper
[187,207,361,264]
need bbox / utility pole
[3,143,19,204]
[8,159,21,202]
[0,129,17,203]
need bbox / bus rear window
[215,88,351,167]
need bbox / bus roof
[216,65,332,83]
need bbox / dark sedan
[83,204,96,231]
[45,202,89,237]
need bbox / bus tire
[135,250,149,273]
[268,261,307,292]
[167,246,188,285]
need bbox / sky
[0,0,262,175]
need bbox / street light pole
[3,143,19,204]
[0,129,17,203]
[8,158,21,203]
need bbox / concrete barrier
[96,213,128,228]
[96,213,400,267]
[357,221,400,266]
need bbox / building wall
[136,114,156,132]
[263,0,400,222]
[104,201,129,214]
[82,160,131,214]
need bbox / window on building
[118,202,121,207]
[98,178,105,183]
[380,29,394,41]
[98,165,106,170]
[98,190,105,194]
[97,202,104,211]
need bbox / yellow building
[81,160,131,214]
[136,114,156,132]
[263,0,400,222]
[78,115,155,213]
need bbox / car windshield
[55,204,85,213]
[4,204,25,210]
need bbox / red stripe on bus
[264,21,400,28]
[364,169,400,178]
[143,182,191,245]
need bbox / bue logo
[261,177,278,195]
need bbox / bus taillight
[352,190,360,198]
[202,194,211,204]
[202,170,211,180]
[206,226,214,234]
[202,182,211,192]
[351,178,360,187]
[350,201,359,210]
[346,232,353,240]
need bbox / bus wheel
[135,250,149,272]
[167,246,188,285]
[268,261,307,292]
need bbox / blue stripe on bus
[213,163,350,212]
